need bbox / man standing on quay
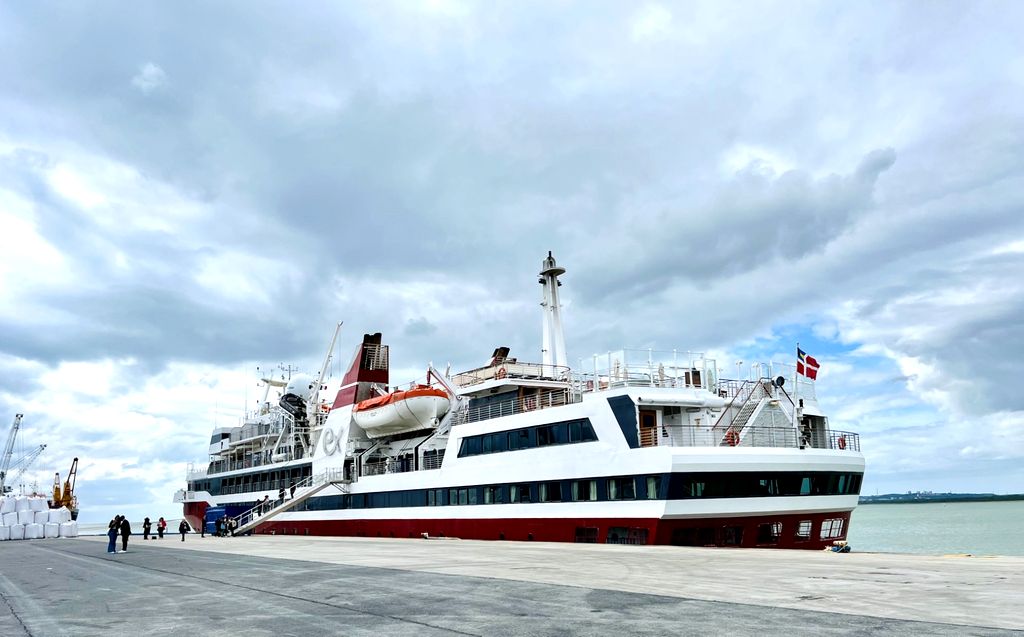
[119,515,132,552]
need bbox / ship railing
[711,379,772,433]
[173,489,203,503]
[575,349,717,393]
[229,422,281,445]
[454,389,576,426]
[206,448,307,476]
[654,426,861,451]
[231,468,347,530]
[452,362,572,388]
[826,430,860,452]
[361,459,416,477]
[421,450,445,470]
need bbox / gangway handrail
[229,468,347,534]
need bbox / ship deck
[2,536,1021,635]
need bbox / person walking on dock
[143,517,152,540]
[106,518,119,554]
[157,517,166,539]
[119,515,132,552]
[178,519,190,542]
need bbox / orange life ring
[724,431,740,447]
[837,436,847,450]
[496,368,507,379]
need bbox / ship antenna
[539,251,568,373]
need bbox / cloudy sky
[2,2,1023,523]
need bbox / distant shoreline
[860,494,1024,505]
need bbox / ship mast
[539,251,568,371]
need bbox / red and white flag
[797,348,819,380]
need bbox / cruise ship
[176,253,864,549]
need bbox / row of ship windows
[458,418,599,458]
[189,465,312,495]
[295,471,863,511]
[664,517,846,547]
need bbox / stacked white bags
[0,496,75,541]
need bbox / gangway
[231,468,349,535]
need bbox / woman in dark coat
[143,517,152,540]
[106,517,119,553]
[178,519,190,542]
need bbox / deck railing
[454,389,576,425]
[654,426,860,451]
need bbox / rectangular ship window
[756,522,782,544]
[795,520,812,540]
[571,479,597,501]
[510,484,531,503]
[484,485,504,504]
[608,477,635,500]
[820,518,844,539]
[539,482,562,502]
[574,527,598,543]
[645,476,661,499]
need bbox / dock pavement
[1,535,1021,636]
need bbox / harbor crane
[1,414,24,494]
[52,457,79,514]
[5,444,47,493]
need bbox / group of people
[105,515,192,553]
[140,516,168,540]
[213,515,237,537]
[106,515,132,553]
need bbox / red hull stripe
[241,511,851,550]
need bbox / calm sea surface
[848,500,1024,556]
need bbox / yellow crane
[51,457,79,520]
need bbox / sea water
[848,500,1024,556]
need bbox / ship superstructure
[177,253,863,549]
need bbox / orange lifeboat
[351,385,451,439]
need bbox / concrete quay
[1,535,1021,636]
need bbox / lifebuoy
[724,431,740,447]
[496,368,507,379]
[837,436,847,450]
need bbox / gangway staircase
[712,380,774,445]
[231,468,349,535]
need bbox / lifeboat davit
[352,385,451,439]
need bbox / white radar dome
[283,374,316,402]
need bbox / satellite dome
[283,374,316,402]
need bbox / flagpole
[794,342,800,428]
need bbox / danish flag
[797,348,819,380]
